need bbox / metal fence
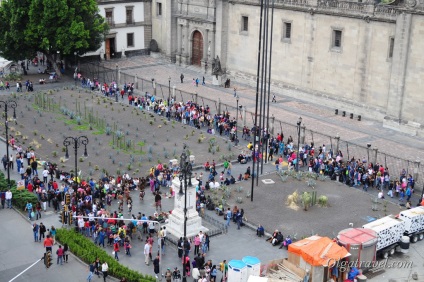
[79,62,117,84]
[78,62,424,189]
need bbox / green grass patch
[108,141,145,155]
[92,129,105,135]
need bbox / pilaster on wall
[144,1,152,48]
[385,12,412,123]
[169,0,178,62]
[165,0,173,59]
[215,0,229,71]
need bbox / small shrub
[52,151,57,157]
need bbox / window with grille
[388,37,395,59]
[127,33,134,48]
[333,30,342,48]
[157,3,162,16]
[105,10,113,26]
[242,16,249,32]
[284,22,292,39]
[126,8,133,24]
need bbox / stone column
[202,29,209,70]
[203,29,209,63]
[210,30,215,60]
[176,24,183,65]
[177,24,182,55]
[182,24,190,65]
[385,13,412,126]
[270,115,275,135]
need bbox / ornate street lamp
[0,100,17,187]
[296,117,302,172]
[63,136,89,184]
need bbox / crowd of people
[0,73,420,282]
[14,153,233,282]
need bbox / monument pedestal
[166,178,208,238]
[212,75,222,86]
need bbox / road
[0,208,92,282]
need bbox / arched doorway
[191,31,203,66]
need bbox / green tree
[0,0,108,76]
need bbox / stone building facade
[151,0,424,136]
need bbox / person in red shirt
[27,182,33,193]
[56,245,64,265]
[84,221,90,237]
[114,241,120,261]
[44,235,54,253]
[53,181,58,190]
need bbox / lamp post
[296,117,302,172]
[178,144,192,282]
[235,95,239,146]
[74,52,78,86]
[0,101,17,188]
[63,136,89,184]
[168,76,171,121]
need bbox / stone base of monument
[212,75,222,86]
[150,51,161,59]
[166,177,209,238]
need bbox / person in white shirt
[42,169,49,183]
[144,242,151,265]
[5,189,12,208]
[101,262,109,280]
